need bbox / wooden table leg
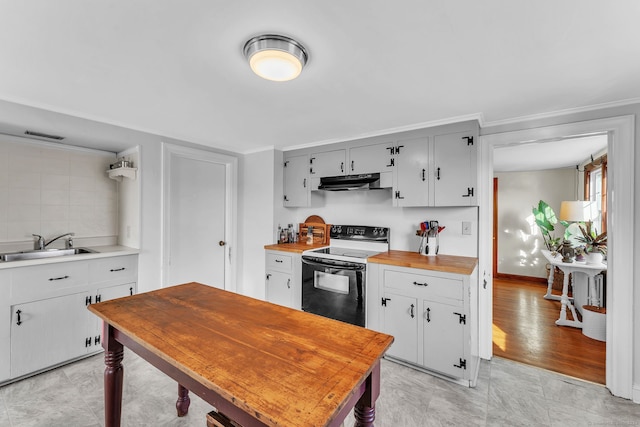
[176,384,191,417]
[354,362,380,427]
[103,323,124,427]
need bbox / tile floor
[0,350,638,426]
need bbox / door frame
[161,143,238,292]
[479,115,635,400]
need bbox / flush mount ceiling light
[243,34,308,82]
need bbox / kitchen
[1,2,640,426]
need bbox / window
[584,155,607,233]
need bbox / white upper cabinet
[433,131,477,206]
[348,142,394,175]
[393,138,429,207]
[309,149,346,178]
[283,154,310,207]
[282,120,478,207]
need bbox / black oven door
[301,256,365,327]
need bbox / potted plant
[532,200,569,251]
[575,222,607,264]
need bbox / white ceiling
[493,134,608,172]
[0,1,639,154]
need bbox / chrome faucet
[34,232,75,250]
[32,234,45,250]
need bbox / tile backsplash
[0,137,117,245]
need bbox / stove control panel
[330,225,389,242]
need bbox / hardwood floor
[492,277,606,384]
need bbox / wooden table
[541,250,607,328]
[88,282,394,427]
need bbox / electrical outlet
[462,221,472,235]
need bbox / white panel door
[165,147,228,289]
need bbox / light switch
[462,222,472,235]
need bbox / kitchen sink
[0,247,97,262]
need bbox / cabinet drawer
[266,252,292,272]
[384,270,463,301]
[89,255,138,285]
[11,261,89,302]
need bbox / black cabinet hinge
[386,158,395,167]
[95,294,102,303]
[462,187,474,198]
[381,297,391,306]
[85,337,92,348]
[283,195,289,202]
[94,335,101,345]
[463,136,474,146]
[395,145,404,154]
[85,295,92,306]
[395,191,404,200]
[454,312,466,324]
[454,358,467,369]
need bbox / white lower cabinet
[1,253,138,384]
[381,292,418,364]
[10,292,88,378]
[369,261,478,386]
[265,250,301,310]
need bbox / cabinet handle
[49,275,69,281]
[425,307,431,322]
[437,167,441,180]
[275,259,283,263]
[422,168,426,181]
[129,287,133,296]
[410,304,415,318]
[110,267,125,272]
[16,309,22,326]
[303,178,307,188]
[351,160,354,171]
[340,162,344,173]
[287,278,291,289]
[413,281,428,286]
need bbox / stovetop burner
[310,247,381,259]
[302,225,390,264]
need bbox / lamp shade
[243,34,308,82]
[559,201,586,222]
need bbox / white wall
[277,190,479,257]
[116,146,140,248]
[0,135,117,249]
[238,149,275,299]
[495,168,575,278]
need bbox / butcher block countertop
[264,242,327,254]
[368,250,478,275]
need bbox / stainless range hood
[317,173,388,191]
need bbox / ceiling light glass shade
[559,200,587,222]
[243,34,308,82]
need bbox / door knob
[219,241,226,246]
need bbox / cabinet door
[394,138,429,207]
[381,292,418,364]
[283,154,310,207]
[423,301,466,378]
[433,131,476,206]
[310,149,346,178]
[348,142,394,175]
[0,271,10,382]
[89,283,136,350]
[11,293,88,378]
[266,271,293,308]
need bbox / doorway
[162,144,238,291]
[478,116,635,399]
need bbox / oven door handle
[301,257,365,271]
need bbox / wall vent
[24,130,65,140]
